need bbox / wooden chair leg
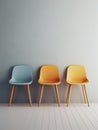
[27,85,32,106]
[9,85,16,106]
[83,85,90,107]
[67,85,72,107]
[55,85,60,106]
[66,85,71,103]
[12,85,16,102]
[39,85,44,106]
[82,85,87,104]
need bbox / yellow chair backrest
[66,65,87,83]
[39,65,60,83]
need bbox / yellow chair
[66,65,90,107]
[38,65,61,106]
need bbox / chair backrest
[11,65,33,82]
[39,65,60,82]
[66,65,87,83]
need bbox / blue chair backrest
[12,65,33,82]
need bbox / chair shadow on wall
[32,66,40,104]
[0,67,12,103]
[60,66,68,103]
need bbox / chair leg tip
[67,104,69,107]
[88,104,90,107]
[9,103,11,106]
[30,104,32,107]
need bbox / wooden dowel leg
[82,85,87,104]
[27,85,32,106]
[83,85,90,107]
[9,85,16,106]
[39,85,44,106]
[55,85,60,106]
[67,85,72,107]
[66,86,71,104]
[12,85,16,103]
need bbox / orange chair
[66,65,90,107]
[38,65,61,106]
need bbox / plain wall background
[0,0,98,103]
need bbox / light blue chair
[9,65,33,106]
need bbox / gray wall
[0,0,98,103]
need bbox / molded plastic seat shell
[38,65,61,85]
[66,65,89,85]
[9,65,33,85]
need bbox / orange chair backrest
[66,65,87,83]
[39,65,60,83]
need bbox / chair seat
[38,80,61,85]
[9,79,33,85]
[67,79,89,85]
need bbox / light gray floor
[0,103,98,130]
